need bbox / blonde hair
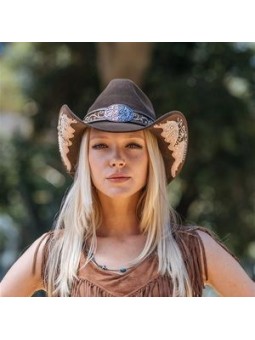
[45,129,192,296]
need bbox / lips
[107,173,130,179]
[106,173,131,181]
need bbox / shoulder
[174,225,214,252]
[195,227,238,266]
[194,228,255,296]
[31,231,55,274]
[190,226,239,276]
[174,226,236,281]
[176,225,235,257]
[196,228,225,253]
[173,226,255,296]
[32,229,64,276]
[0,231,54,297]
[173,226,209,285]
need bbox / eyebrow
[89,133,145,140]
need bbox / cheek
[88,153,102,183]
[143,160,149,181]
[89,151,104,169]
[134,154,149,179]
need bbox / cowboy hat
[57,78,188,183]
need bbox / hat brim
[58,104,188,182]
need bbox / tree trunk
[96,42,154,88]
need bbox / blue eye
[127,143,142,149]
[92,143,108,149]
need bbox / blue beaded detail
[119,268,127,273]
[91,255,129,274]
[105,104,134,122]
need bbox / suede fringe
[33,226,237,297]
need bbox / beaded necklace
[91,253,131,274]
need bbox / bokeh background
[0,42,255,295]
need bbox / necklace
[91,253,131,274]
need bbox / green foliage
[0,42,254,276]
[0,43,99,250]
[145,42,255,257]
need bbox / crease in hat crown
[83,79,156,127]
[87,78,156,119]
[57,78,189,182]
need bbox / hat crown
[58,78,188,182]
[87,79,156,119]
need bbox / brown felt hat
[58,78,188,183]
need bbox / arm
[0,233,48,297]
[197,230,255,297]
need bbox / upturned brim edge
[57,104,188,183]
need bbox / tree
[1,42,254,282]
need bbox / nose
[110,158,126,168]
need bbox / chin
[99,188,143,200]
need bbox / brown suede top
[34,227,235,297]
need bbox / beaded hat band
[57,79,188,183]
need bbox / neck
[96,193,141,237]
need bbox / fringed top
[33,227,235,297]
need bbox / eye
[126,143,143,149]
[92,143,108,149]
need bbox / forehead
[89,128,145,140]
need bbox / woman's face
[88,129,149,200]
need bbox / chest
[92,235,147,271]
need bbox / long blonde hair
[45,129,192,296]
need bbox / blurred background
[0,42,255,296]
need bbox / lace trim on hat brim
[154,118,188,178]
[58,113,78,172]
[58,110,188,179]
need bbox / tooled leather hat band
[84,104,154,126]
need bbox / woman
[1,79,254,297]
